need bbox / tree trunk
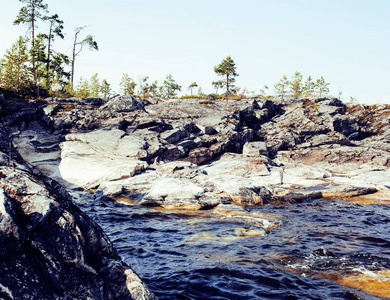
[71,30,80,87]
[226,74,229,96]
[71,44,76,86]
[46,23,53,88]
[31,4,37,91]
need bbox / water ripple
[72,192,390,299]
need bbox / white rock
[59,141,147,188]
[242,141,269,157]
[143,177,205,201]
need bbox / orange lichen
[343,187,390,205]
[61,103,76,110]
[338,270,390,299]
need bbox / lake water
[72,192,390,299]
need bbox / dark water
[72,192,390,300]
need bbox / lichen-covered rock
[0,125,156,299]
[7,95,390,212]
[101,95,146,112]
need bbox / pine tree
[71,27,98,85]
[14,0,48,89]
[42,14,64,88]
[315,76,330,98]
[89,73,100,97]
[212,80,224,94]
[49,52,70,86]
[214,56,238,96]
[274,75,289,100]
[120,73,137,96]
[149,80,159,97]
[100,79,111,99]
[289,71,303,97]
[197,87,204,97]
[0,36,30,95]
[138,76,150,96]
[302,76,316,99]
[163,74,181,97]
[30,34,47,95]
[188,82,198,96]
[75,77,90,97]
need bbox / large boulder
[0,127,156,299]
[59,129,149,188]
[242,141,269,157]
[333,117,360,138]
[101,95,146,112]
[95,170,219,210]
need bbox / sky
[1,0,389,104]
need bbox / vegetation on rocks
[0,2,334,101]
[274,72,331,99]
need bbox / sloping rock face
[9,96,390,209]
[0,104,156,299]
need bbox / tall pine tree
[214,56,238,96]
[42,14,65,87]
[71,27,99,86]
[14,0,48,91]
[0,36,30,95]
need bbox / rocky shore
[11,95,390,208]
[1,93,389,298]
[0,97,156,299]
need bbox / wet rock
[96,172,219,210]
[321,185,378,198]
[139,177,212,209]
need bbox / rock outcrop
[0,101,156,299]
[2,94,389,298]
[9,95,390,210]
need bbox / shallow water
[72,192,390,299]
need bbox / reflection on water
[72,191,390,300]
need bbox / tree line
[274,71,330,100]
[72,73,183,99]
[0,0,98,98]
[0,1,332,100]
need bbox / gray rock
[243,141,269,157]
[197,124,218,135]
[0,129,156,299]
[317,97,344,107]
[333,117,359,137]
[317,104,345,115]
[160,127,189,144]
[6,95,390,214]
[101,95,145,112]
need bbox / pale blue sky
[1,0,389,104]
